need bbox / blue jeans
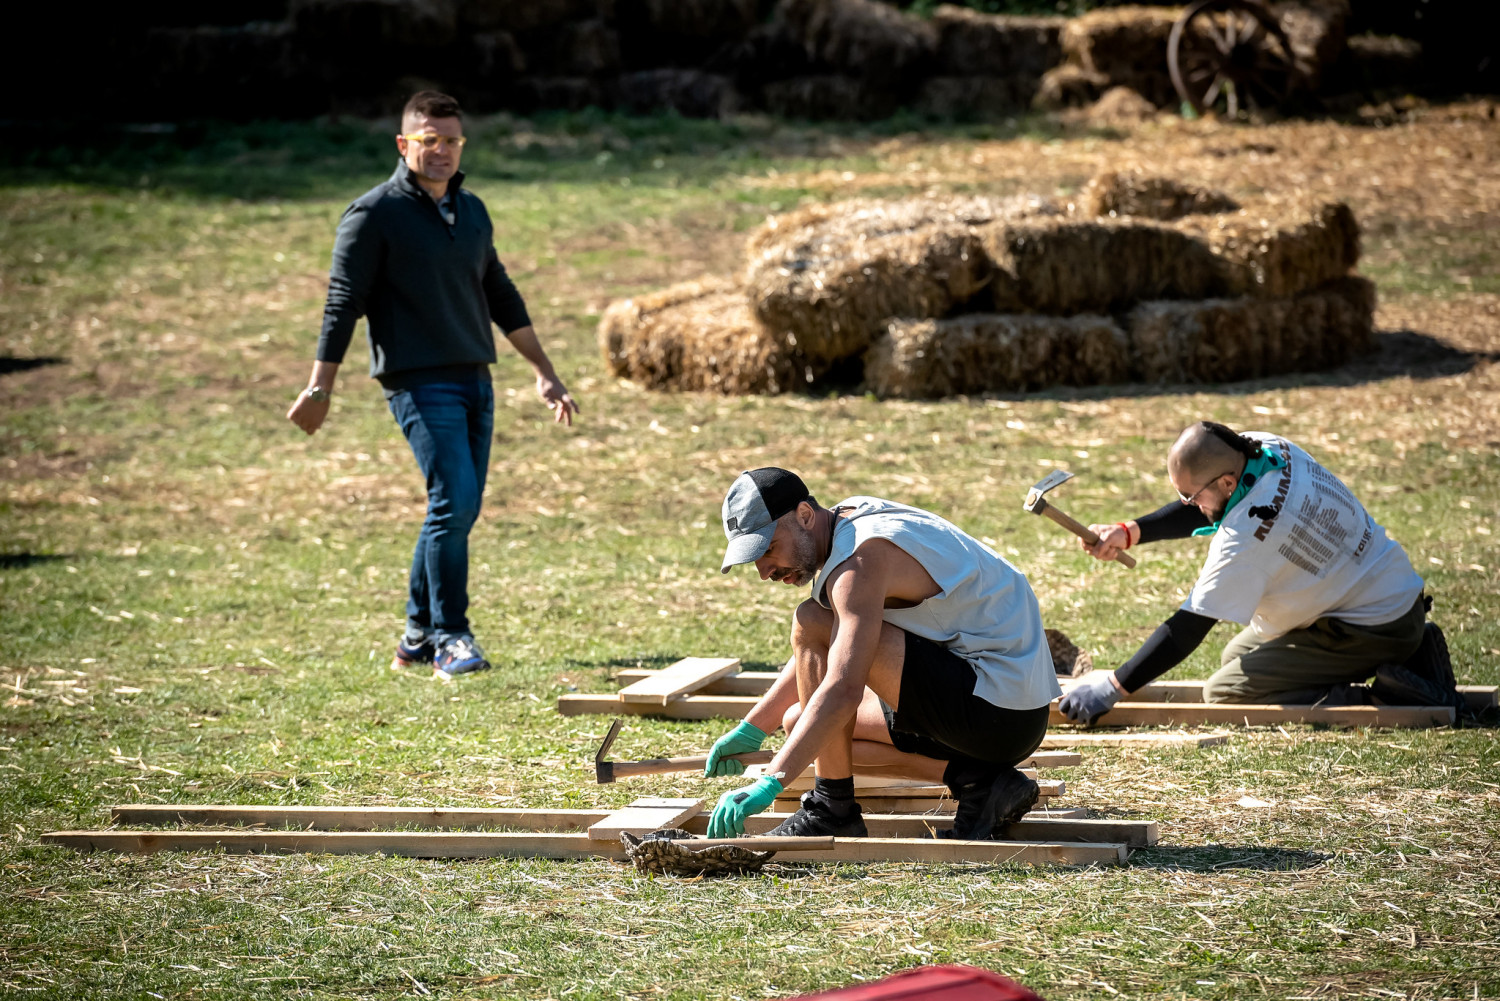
[387,379,494,645]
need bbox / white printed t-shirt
[1184,432,1423,639]
[811,497,1061,711]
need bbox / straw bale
[864,313,1130,399]
[620,0,767,43]
[1033,64,1108,110]
[1081,169,1238,221]
[762,75,897,121]
[1084,86,1160,125]
[1321,33,1424,99]
[777,0,936,82]
[930,5,1063,82]
[598,277,816,394]
[469,31,526,82]
[614,70,739,118]
[915,76,1026,121]
[747,194,1058,362]
[291,0,457,47]
[1126,276,1376,384]
[704,20,819,95]
[979,216,1222,314]
[1171,199,1360,298]
[142,23,313,118]
[1058,6,1190,107]
[1278,0,1350,88]
[459,0,608,33]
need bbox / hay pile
[1048,6,1187,108]
[865,313,1131,398]
[598,171,1375,397]
[745,194,1057,362]
[778,0,936,82]
[1081,170,1240,220]
[599,277,815,395]
[931,5,1063,79]
[1128,276,1376,383]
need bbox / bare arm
[505,325,579,426]
[286,361,340,436]
[742,656,800,735]
[766,551,901,783]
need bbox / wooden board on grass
[1062,678,1498,712]
[557,693,761,719]
[1049,703,1454,728]
[1040,731,1230,748]
[587,798,702,840]
[617,658,741,705]
[42,829,1126,866]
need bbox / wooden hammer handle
[1040,504,1137,569]
[609,749,777,780]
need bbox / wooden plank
[684,813,1153,845]
[617,657,741,705]
[110,805,601,832]
[1049,703,1455,728]
[558,693,761,719]
[770,777,1061,799]
[42,829,1126,866]
[1059,679,1498,712]
[615,669,776,697]
[1040,731,1230,748]
[586,798,703,840]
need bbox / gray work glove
[1059,671,1124,724]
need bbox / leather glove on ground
[703,720,768,777]
[1059,671,1123,724]
[706,775,784,838]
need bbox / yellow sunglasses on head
[401,133,467,150]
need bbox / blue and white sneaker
[434,636,490,680]
[391,634,436,671]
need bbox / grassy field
[2,104,1498,1000]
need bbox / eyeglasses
[401,133,467,150]
[1177,470,1236,505]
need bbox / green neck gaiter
[1191,448,1282,537]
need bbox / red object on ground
[790,964,1046,1000]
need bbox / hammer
[594,718,775,783]
[1023,469,1136,569]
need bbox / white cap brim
[720,523,776,573]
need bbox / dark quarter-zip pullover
[316,160,533,394]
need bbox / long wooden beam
[106,805,1147,843]
[558,693,761,719]
[41,829,1127,866]
[608,669,1497,714]
[1049,703,1454,728]
[1040,732,1229,748]
[1061,678,1497,711]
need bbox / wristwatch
[303,387,330,403]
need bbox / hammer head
[1024,469,1075,514]
[594,718,624,783]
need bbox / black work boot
[942,766,1040,841]
[766,791,867,838]
[1374,623,1475,723]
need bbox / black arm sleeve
[1114,608,1218,691]
[482,247,533,335]
[1134,501,1212,545]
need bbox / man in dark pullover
[1058,421,1462,723]
[288,90,578,680]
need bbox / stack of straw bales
[598,172,1374,397]
[1043,6,1188,108]
[919,5,1065,117]
[745,194,1055,363]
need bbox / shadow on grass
[0,111,1077,202]
[0,553,69,570]
[0,356,66,376]
[1129,844,1331,872]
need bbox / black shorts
[881,631,1050,767]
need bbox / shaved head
[1167,422,1252,484]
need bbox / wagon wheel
[1169,0,1300,118]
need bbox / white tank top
[812,497,1061,711]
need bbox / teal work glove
[706,775,784,838]
[703,720,768,778]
